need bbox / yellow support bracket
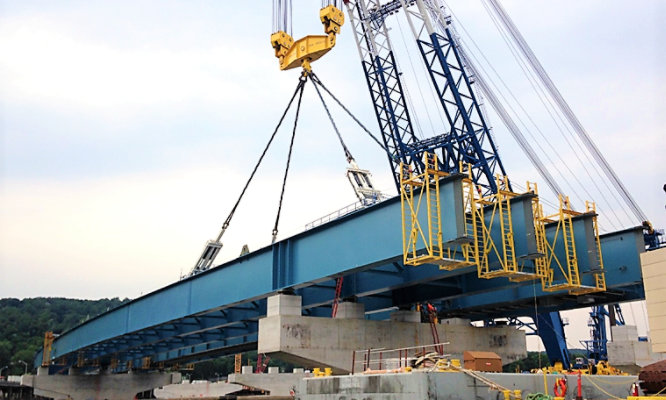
[450,166,549,283]
[270,5,345,72]
[540,196,606,294]
[400,153,474,270]
[476,175,519,280]
[568,201,606,295]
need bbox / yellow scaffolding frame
[400,153,475,269]
[400,156,604,296]
[523,182,550,280]
[540,196,606,294]
[466,173,549,282]
[475,175,520,279]
[568,201,606,295]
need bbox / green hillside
[0,297,129,375]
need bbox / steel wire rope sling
[271,70,381,243]
[187,77,307,277]
[272,75,307,244]
[310,72,387,153]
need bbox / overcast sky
[1,1,664,351]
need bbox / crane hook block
[320,5,345,35]
[270,5,345,72]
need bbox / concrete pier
[21,368,181,400]
[258,294,526,373]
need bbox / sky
[1,1,664,351]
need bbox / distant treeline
[0,297,129,375]
[0,297,294,379]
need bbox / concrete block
[641,248,666,353]
[646,298,666,315]
[649,315,666,331]
[641,247,666,266]
[334,302,364,319]
[154,381,242,399]
[268,367,280,374]
[267,294,302,317]
[641,263,666,279]
[22,371,181,400]
[229,371,310,396]
[654,342,666,353]
[644,275,666,291]
[611,325,638,341]
[390,310,421,323]
[242,365,254,374]
[651,328,666,353]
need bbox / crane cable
[213,78,306,243]
[310,73,355,163]
[272,76,307,244]
[273,0,293,36]
[475,0,629,227]
[483,0,648,224]
[310,73,387,152]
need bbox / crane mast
[343,0,423,189]
[343,0,570,366]
[343,0,507,195]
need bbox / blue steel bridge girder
[35,176,646,371]
[82,304,266,361]
[113,324,259,366]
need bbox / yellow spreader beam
[271,5,344,72]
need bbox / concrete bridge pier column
[21,369,181,400]
[258,294,527,373]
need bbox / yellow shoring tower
[270,5,344,73]
[540,196,606,294]
[400,153,476,269]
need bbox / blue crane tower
[343,0,571,366]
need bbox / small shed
[463,351,502,372]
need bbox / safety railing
[350,342,450,374]
[305,195,389,230]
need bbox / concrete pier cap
[258,294,526,373]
